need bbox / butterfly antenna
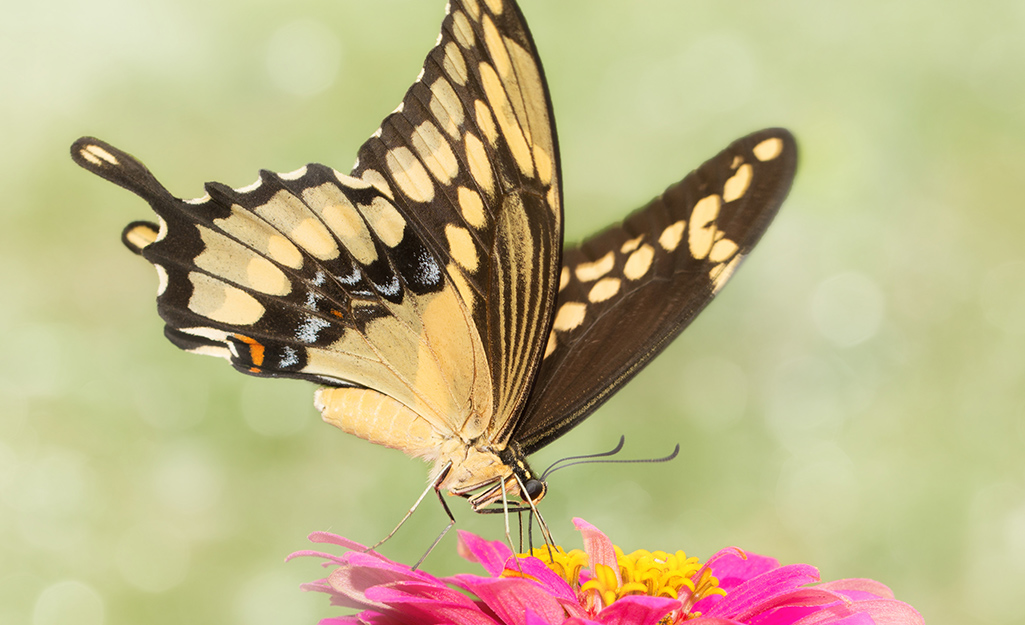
[540,436,626,479]
[541,439,680,480]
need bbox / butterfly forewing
[349,0,562,443]
[512,128,797,454]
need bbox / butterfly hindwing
[70,0,563,453]
[512,128,797,454]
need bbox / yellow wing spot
[688,194,722,260]
[588,277,622,303]
[80,144,119,166]
[462,0,481,20]
[559,266,570,291]
[447,262,476,314]
[412,121,459,186]
[624,244,655,280]
[155,264,169,296]
[482,16,512,80]
[458,186,487,229]
[475,99,499,146]
[246,256,291,296]
[479,62,534,177]
[445,224,479,271]
[553,302,587,332]
[753,137,784,161]
[575,251,614,282]
[451,11,475,49]
[708,237,739,264]
[124,223,158,250]
[465,133,495,197]
[730,155,743,169]
[319,199,378,265]
[443,41,468,86]
[430,77,464,138]
[195,225,292,296]
[361,169,395,200]
[533,144,553,186]
[483,0,503,14]
[620,234,643,254]
[658,221,685,252]
[723,163,753,203]
[711,254,744,295]
[546,187,558,216]
[280,165,308,181]
[386,147,436,204]
[267,234,303,268]
[333,169,372,190]
[180,326,230,343]
[364,197,407,248]
[187,272,265,325]
[291,217,340,260]
[543,330,557,359]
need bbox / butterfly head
[462,444,546,512]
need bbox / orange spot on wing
[234,334,266,367]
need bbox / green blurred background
[3,0,1025,623]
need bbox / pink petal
[816,579,894,600]
[706,549,782,592]
[318,617,362,625]
[324,553,444,610]
[703,564,820,620]
[363,583,498,625]
[527,609,571,625]
[572,518,621,586]
[458,530,515,577]
[307,531,369,552]
[792,599,924,625]
[594,595,682,625]
[458,576,569,625]
[506,557,580,604]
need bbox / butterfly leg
[411,483,457,570]
[368,462,455,560]
[514,473,556,560]
[498,479,525,574]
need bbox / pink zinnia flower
[289,518,923,625]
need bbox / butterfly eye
[522,478,546,503]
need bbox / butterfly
[71,0,795,518]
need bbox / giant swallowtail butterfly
[72,0,795,515]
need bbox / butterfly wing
[347,0,562,445]
[70,0,561,461]
[512,128,797,454]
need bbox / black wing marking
[513,128,797,454]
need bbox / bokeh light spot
[679,356,748,429]
[115,522,190,593]
[33,580,104,625]
[811,272,885,347]
[266,19,342,97]
[980,260,1025,335]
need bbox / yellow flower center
[521,544,726,618]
